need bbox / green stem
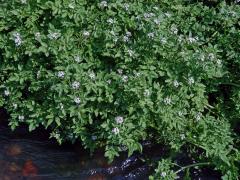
[220,82,240,88]
[175,162,211,174]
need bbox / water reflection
[0,108,221,180]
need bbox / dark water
[0,109,221,180]
[0,127,146,180]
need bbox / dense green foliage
[0,0,240,179]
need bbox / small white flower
[20,0,27,4]
[91,135,97,141]
[74,56,81,63]
[161,172,167,177]
[143,13,150,19]
[171,26,178,34]
[18,115,25,121]
[123,3,130,11]
[161,38,167,44]
[57,71,65,78]
[122,75,128,82]
[68,3,74,9]
[147,32,154,39]
[13,103,18,109]
[37,71,41,79]
[74,97,81,104]
[164,97,171,105]
[200,54,205,61]
[195,112,202,121]
[35,32,41,39]
[107,18,114,24]
[89,72,96,80]
[178,35,184,42]
[47,32,61,40]
[110,30,115,36]
[144,89,150,97]
[4,90,10,96]
[107,79,112,84]
[117,69,123,75]
[150,12,155,17]
[13,32,22,46]
[100,1,108,8]
[115,116,124,124]
[173,80,179,87]
[83,31,90,37]
[208,53,215,60]
[178,111,183,117]
[127,49,134,57]
[188,36,198,43]
[180,134,185,140]
[134,72,141,77]
[59,103,64,109]
[164,12,171,17]
[154,19,160,25]
[112,127,120,135]
[126,31,132,37]
[123,35,130,42]
[188,77,195,85]
[216,59,222,65]
[72,81,80,89]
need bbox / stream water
[0,109,221,180]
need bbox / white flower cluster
[100,1,108,8]
[117,69,123,75]
[122,75,128,82]
[115,116,124,124]
[13,32,22,46]
[171,26,178,34]
[143,12,155,19]
[112,127,120,135]
[20,0,27,4]
[173,80,179,88]
[89,72,96,80]
[164,97,171,105]
[107,18,114,24]
[123,31,132,42]
[57,71,65,78]
[188,35,198,43]
[18,115,25,121]
[161,172,167,177]
[154,18,161,25]
[74,56,81,63]
[35,32,41,39]
[4,90,10,96]
[123,3,130,11]
[195,112,202,121]
[127,49,134,57]
[47,32,61,40]
[13,103,18,109]
[83,31,90,37]
[68,3,74,9]
[188,77,195,85]
[147,32,154,39]
[72,81,80,89]
[74,97,81,104]
[144,89,150,97]
[161,37,167,44]
[91,135,97,141]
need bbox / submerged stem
[175,162,211,174]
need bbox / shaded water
[0,121,160,180]
[0,109,222,180]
